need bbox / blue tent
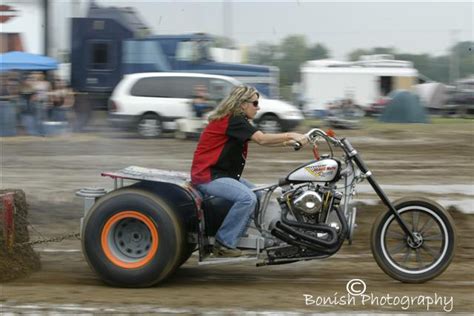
[0,51,58,71]
[379,90,429,123]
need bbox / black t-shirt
[191,114,258,184]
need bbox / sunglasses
[248,100,259,107]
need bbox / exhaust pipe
[275,221,339,248]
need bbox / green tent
[379,90,429,123]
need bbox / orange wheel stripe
[101,211,159,269]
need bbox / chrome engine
[285,184,343,228]
[293,190,323,215]
[288,185,325,223]
[268,183,346,260]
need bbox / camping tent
[0,51,58,71]
[415,82,448,110]
[379,90,429,123]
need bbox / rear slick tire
[81,188,185,287]
[371,197,457,283]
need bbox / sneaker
[212,241,242,257]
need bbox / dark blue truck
[70,14,278,109]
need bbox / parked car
[108,73,304,137]
[443,77,474,117]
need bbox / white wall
[302,72,378,110]
[301,63,418,110]
[1,0,44,54]
[1,1,88,58]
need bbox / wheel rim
[101,211,159,269]
[380,206,449,274]
[259,117,281,133]
[138,117,161,137]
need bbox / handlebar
[285,139,303,151]
[286,129,342,156]
[304,128,340,146]
[293,141,302,151]
[289,129,354,161]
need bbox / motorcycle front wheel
[371,197,457,283]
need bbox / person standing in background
[19,73,37,135]
[0,73,19,136]
[51,78,75,124]
[192,84,215,118]
[30,72,51,135]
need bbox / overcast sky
[59,0,472,60]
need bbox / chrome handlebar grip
[305,128,340,146]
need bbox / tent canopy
[0,51,58,71]
[380,90,429,123]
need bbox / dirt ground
[0,117,473,314]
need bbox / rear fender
[101,166,202,234]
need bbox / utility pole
[223,0,232,45]
[223,0,233,61]
[43,0,49,56]
[449,29,460,84]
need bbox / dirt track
[0,118,473,314]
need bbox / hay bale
[0,189,41,282]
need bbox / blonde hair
[208,85,259,121]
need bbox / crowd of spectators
[0,71,86,136]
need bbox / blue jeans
[197,177,258,249]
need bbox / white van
[108,72,303,137]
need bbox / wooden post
[1,192,15,251]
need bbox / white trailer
[300,55,418,112]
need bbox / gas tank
[287,159,340,182]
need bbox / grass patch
[302,117,473,135]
